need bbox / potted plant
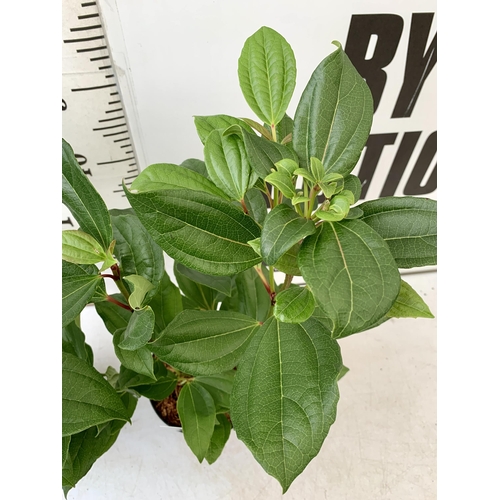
[62,26,436,496]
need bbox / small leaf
[240,117,274,140]
[358,196,437,268]
[131,368,178,401]
[275,158,298,176]
[125,187,261,276]
[149,310,260,376]
[177,382,217,462]
[274,243,302,276]
[62,352,130,436]
[345,206,364,219]
[123,275,154,310]
[62,230,109,265]
[62,139,113,249]
[260,204,316,265]
[113,329,156,379]
[118,306,155,350]
[194,115,255,145]
[244,188,268,225]
[293,168,315,184]
[343,174,362,202]
[387,280,435,319]
[181,158,209,177]
[205,414,232,464]
[310,157,325,182]
[238,26,296,126]
[247,238,262,257]
[129,163,230,200]
[274,285,315,323]
[234,267,270,322]
[204,129,255,200]
[62,261,103,327]
[337,365,350,381]
[264,171,296,199]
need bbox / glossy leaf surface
[194,114,255,145]
[113,329,155,379]
[62,230,108,266]
[118,306,155,350]
[274,285,315,323]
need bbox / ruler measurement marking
[78,13,99,19]
[108,100,120,105]
[128,168,138,173]
[99,65,112,70]
[106,108,122,113]
[124,150,133,154]
[124,175,138,180]
[81,2,97,6]
[98,115,125,123]
[110,92,119,96]
[72,83,116,92]
[114,137,130,142]
[129,163,137,166]
[63,35,105,43]
[94,123,127,131]
[97,157,135,165]
[105,74,115,79]
[70,24,102,32]
[120,144,132,148]
[77,45,108,53]
[90,55,109,61]
[104,130,129,137]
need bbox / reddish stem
[106,295,133,312]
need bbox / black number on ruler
[62,217,74,227]
[62,99,67,111]
[75,154,87,166]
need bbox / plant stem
[240,197,249,214]
[106,295,133,312]
[111,264,130,300]
[254,265,272,295]
[268,266,275,293]
[283,274,293,290]
[306,185,320,219]
[271,123,277,142]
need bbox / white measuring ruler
[62,0,143,229]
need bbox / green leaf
[264,171,296,199]
[95,294,132,335]
[62,321,93,365]
[298,219,401,338]
[234,267,270,322]
[129,163,230,200]
[110,209,165,298]
[62,392,137,496]
[337,365,349,381]
[274,243,302,276]
[131,367,178,401]
[231,317,342,492]
[244,188,268,225]
[260,204,316,266]
[113,329,156,379]
[387,280,434,319]
[62,352,130,436]
[194,114,255,145]
[293,43,373,176]
[175,262,232,297]
[241,117,274,140]
[310,157,325,183]
[148,272,183,335]
[62,139,113,249]
[238,26,296,126]
[266,113,294,143]
[358,196,437,268]
[204,129,256,201]
[123,275,154,310]
[274,285,315,323]
[195,371,235,414]
[235,126,298,179]
[125,187,261,276]
[345,206,364,219]
[62,230,109,265]
[205,414,232,464]
[177,381,217,462]
[181,158,208,177]
[62,261,103,327]
[118,306,155,350]
[149,310,260,376]
[174,262,220,311]
[343,174,362,203]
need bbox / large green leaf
[260,204,316,266]
[62,352,130,436]
[298,219,401,338]
[125,187,261,276]
[62,139,113,250]
[231,317,342,492]
[204,129,256,201]
[175,262,232,297]
[110,209,165,298]
[62,321,93,365]
[62,392,137,496]
[174,262,221,311]
[195,371,235,414]
[180,158,208,177]
[62,261,103,327]
[387,279,435,319]
[358,196,437,268]
[148,272,183,335]
[129,163,230,200]
[274,285,315,323]
[228,124,298,179]
[148,310,260,376]
[238,26,296,127]
[205,414,232,464]
[293,43,373,176]
[177,382,217,462]
[193,114,255,145]
[62,230,108,266]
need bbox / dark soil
[151,386,182,427]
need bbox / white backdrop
[99,0,436,203]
